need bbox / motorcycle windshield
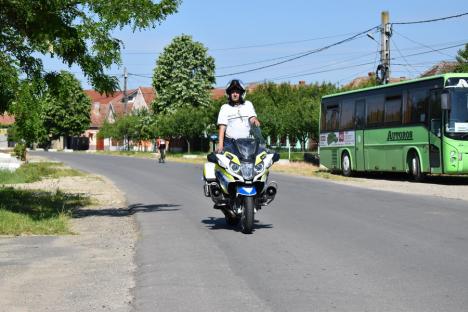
[234,138,258,161]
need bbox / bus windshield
[446,89,468,137]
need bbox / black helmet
[225,79,246,99]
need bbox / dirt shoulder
[0,168,136,311]
[272,161,468,202]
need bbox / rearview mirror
[441,91,450,110]
[272,152,280,163]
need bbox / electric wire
[393,29,455,58]
[392,12,468,25]
[246,42,465,84]
[209,31,360,51]
[390,37,421,77]
[215,26,380,78]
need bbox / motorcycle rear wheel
[241,197,254,234]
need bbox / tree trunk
[186,138,191,154]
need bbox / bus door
[354,99,366,170]
[429,89,443,173]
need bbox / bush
[13,143,27,161]
[304,152,319,165]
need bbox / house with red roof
[85,86,156,150]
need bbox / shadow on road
[201,216,273,232]
[75,203,180,218]
[129,203,180,214]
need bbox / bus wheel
[341,152,352,177]
[408,152,424,182]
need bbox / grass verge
[0,188,91,235]
[0,162,83,184]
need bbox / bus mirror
[441,91,450,110]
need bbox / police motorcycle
[203,127,280,234]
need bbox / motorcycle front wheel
[241,196,254,234]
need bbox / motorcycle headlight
[229,162,240,173]
[254,162,264,173]
[240,163,254,180]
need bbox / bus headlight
[450,151,457,164]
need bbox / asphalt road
[39,152,468,312]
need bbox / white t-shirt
[217,101,257,139]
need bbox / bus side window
[326,104,340,131]
[340,99,355,130]
[366,95,384,127]
[355,99,366,129]
[405,88,429,124]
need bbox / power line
[391,37,421,77]
[246,42,464,84]
[251,51,377,82]
[209,32,360,51]
[393,29,455,58]
[395,43,464,58]
[392,12,468,25]
[215,26,379,78]
[252,61,376,83]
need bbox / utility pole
[123,67,128,114]
[378,11,392,84]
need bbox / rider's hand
[250,117,260,127]
[216,145,224,154]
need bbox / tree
[248,81,337,150]
[131,109,157,150]
[42,71,91,147]
[152,34,216,113]
[454,43,468,73]
[9,80,48,146]
[0,0,181,111]
[0,53,19,112]
[156,107,208,153]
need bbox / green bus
[319,73,468,180]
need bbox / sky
[42,0,468,91]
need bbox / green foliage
[13,143,26,161]
[97,110,157,150]
[0,188,91,235]
[131,109,157,144]
[9,79,48,146]
[0,162,83,184]
[156,106,208,153]
[0,53,19,113]
[97,120,117,140]
[152,34,216,113]
[454,43,468,73]
[248,81,337,150]
[0,0,181,110]
[10,71,91,147]
[42,71,91,141]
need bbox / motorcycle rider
[216,79,260,153]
